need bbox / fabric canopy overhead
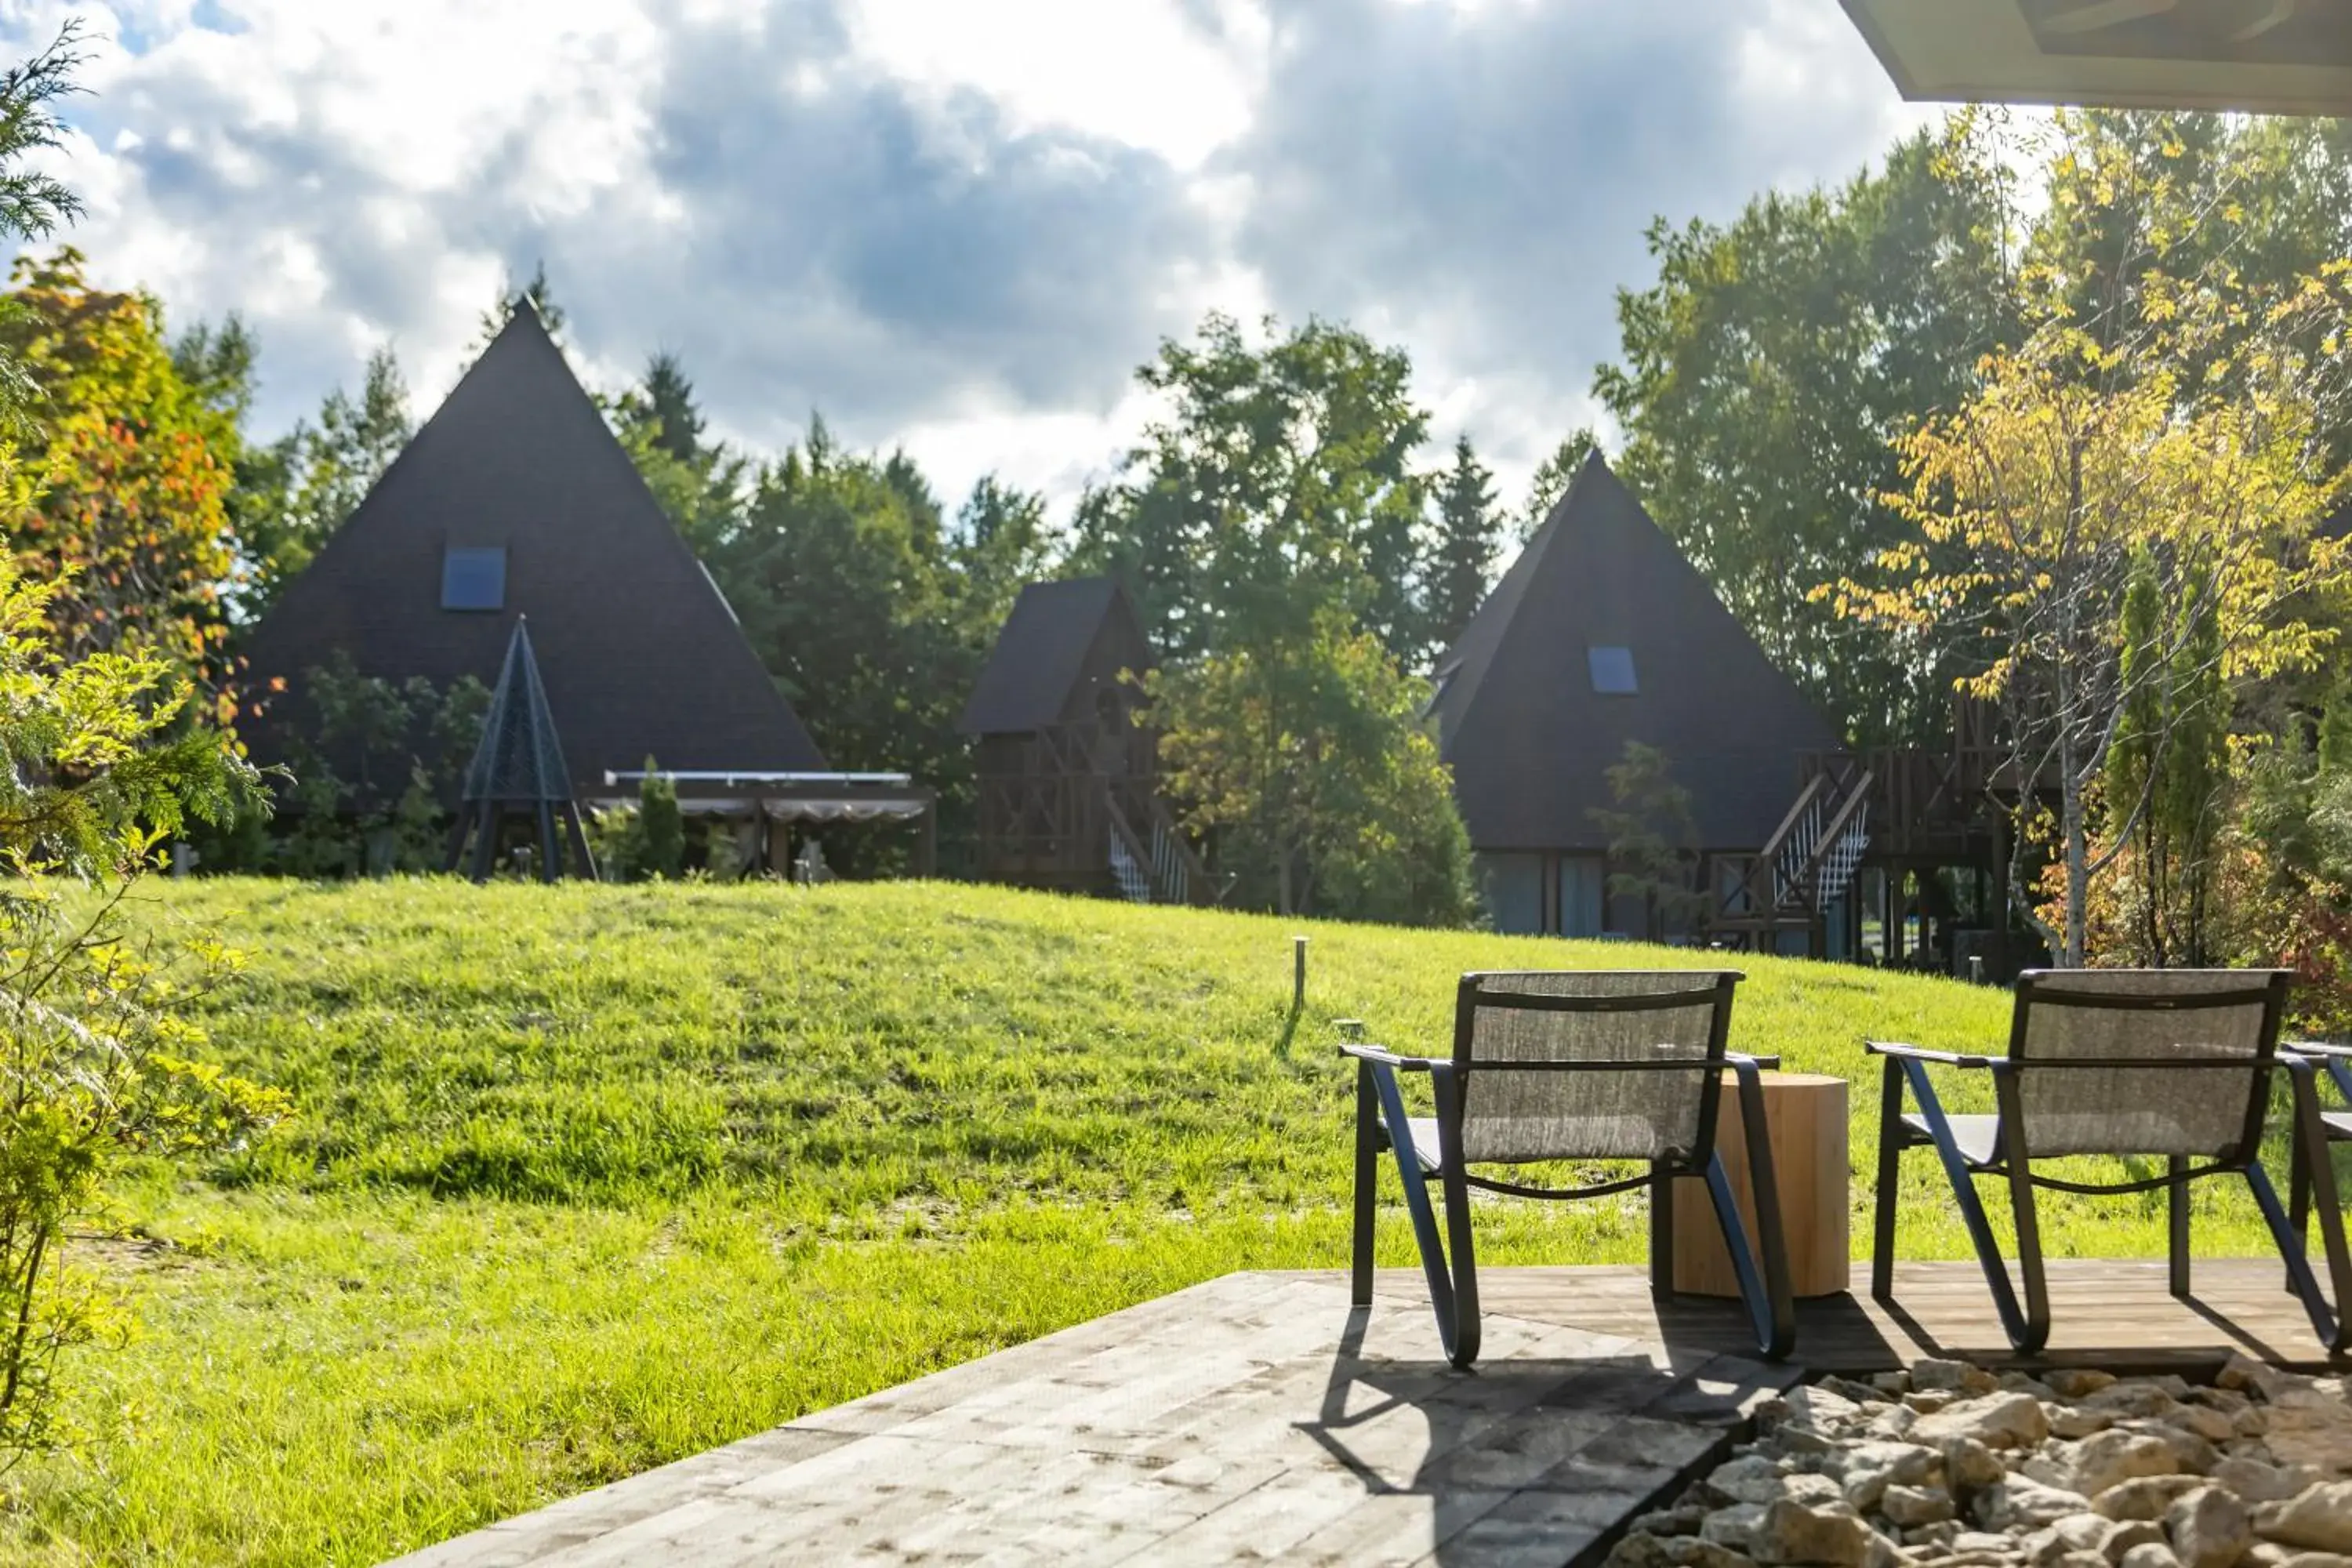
[1842,0,2352,114]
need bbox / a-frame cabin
[1430,453,1852,947]
[960,577,1207,905]
[239,309,826,805]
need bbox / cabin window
[1556,856,1606,938]
[441,546,506,612]
[1586,645,1637,695]
[1479,854,1544,935]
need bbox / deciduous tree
[1597,127,2017,744]
[0,249,241,691]
[1829,251,2350,964]
[1069,313,1431,666]
[1149,608,1473,926]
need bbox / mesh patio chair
[2285,1039,2352,1309]
[1343,970,1794,1370]
[1871,968,2351,1356]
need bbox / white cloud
[0,0,1924,518]
[842,0,1261,172]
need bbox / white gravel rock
[2165,1483,2252,1568]
[1918,1394,2055,1453]
[2255,1482,2352,1554]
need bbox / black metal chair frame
[1871,970,2351,1356]
[1344,971,1795,1370]
[2286,1039,2352,1315]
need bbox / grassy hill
[2,879,2307,1565]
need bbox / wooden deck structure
[389,1260,2343,1568]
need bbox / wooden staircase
[1106,783,1213,906]
[1707,768,1873,953]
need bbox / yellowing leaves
[0,249,238,684]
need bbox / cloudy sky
[2,0,1936,517]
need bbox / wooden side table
[1671,1070,1849,1299]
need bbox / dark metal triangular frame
[444,617,599,883]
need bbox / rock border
[1602,1356,2352,1568]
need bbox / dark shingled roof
[960,577,1150,735]
[462,619,575,805]
[240,310,825,793]
[1430,452,1842,853]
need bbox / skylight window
[1587,645,1637,695]
[441,546,506,612]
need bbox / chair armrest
[1865,1040,1993,1069]
[1338,1042,1439,1073]
[2285,1041,2352,1061]
[1723,1052,1783,1072]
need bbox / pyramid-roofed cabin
[1431,452,1843,942]
[239,309,826,801]
[960,577,1152,741]
[961,577,1204,904]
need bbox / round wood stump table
[1671,1070,1849,1300]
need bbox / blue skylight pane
[1587,645,1637,695]
[441,546,506,612]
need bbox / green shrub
[637,757,684,880]
[0,561,286,1459]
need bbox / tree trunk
[2060,698,2089,970]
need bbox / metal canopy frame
[592,770,939,877]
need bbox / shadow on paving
[1294,1306,1793,1566]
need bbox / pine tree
[639,351,705,464]
[2320,679,2352,777]
[1427,435,1498,655]
[638,756,684,879]
[2165,577,2228,964]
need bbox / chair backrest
[1450,971,1740,1167]
[2009,969,2291,1160]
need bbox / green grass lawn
[2,878,2333,1565]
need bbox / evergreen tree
[1426,434,1498,654]
[637,756,684,879]
[2321,679,2352,777]
[230,347,413,619]
[1586,742,1708,935]
[638,350,705,464]
[2165,577,2229,964]
[1519,426,1598,539]
[614,352,747,563]
[465,260,565,367]
[2107,550,2168,960]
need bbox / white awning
[1843,0,2352,114]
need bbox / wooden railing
[1708,768,1872,945]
